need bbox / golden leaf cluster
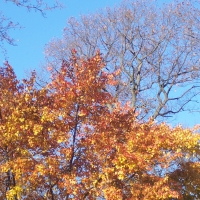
[0,54,199,199]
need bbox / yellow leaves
[15,130,20,136]
[19,118,25,123]
[41,106,49,122]
[86,114,200,198]
[24,93,30,102]
[78,110,86,117]
[6,186,22,200]
[117,170,124,180]
[103,186,122,200]
[57,135,66,143]
[36,164,46,175]
[0,163,10,173]
[1,55,200,199]
[33,124,43,135]
[176,148,181,153]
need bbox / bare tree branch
[45,0,200,121]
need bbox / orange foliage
[0,53,199,199]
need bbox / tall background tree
[0,0,200,199]
[45,0,200,121]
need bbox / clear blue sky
[1,0,124,78]
[0,0,199,127]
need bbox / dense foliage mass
[0,53,199,199]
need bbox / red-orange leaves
[0,55,200,199]
[80,105,200,199]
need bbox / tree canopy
[0,0,200,199]
[0,53,199,199]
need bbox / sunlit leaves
[0,54,200,199]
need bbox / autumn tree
[0,52,114,199]
[45,0,200,121]
[0,53,199,199]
